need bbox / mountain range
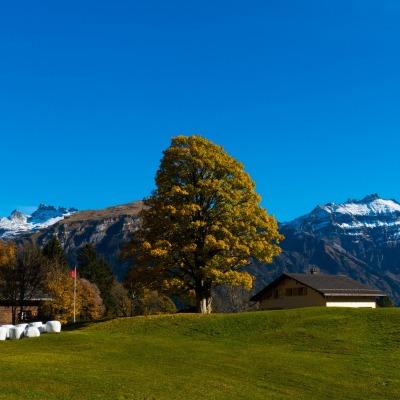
[0,204,78,238]
[264,194,400,304]
[6,202,145,278]
[1,194,399,304]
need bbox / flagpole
[73,266,77,323]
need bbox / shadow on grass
[62,318,112,332]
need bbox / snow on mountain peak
[286,194,400,240]
[0,204,77,238]
[359,193,380,202]
[9,209,27,223]
[326,194,400,217]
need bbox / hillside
[0,309,399,399]
[20,201,145,277]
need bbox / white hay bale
[38,325,47,333]
[1,325,14,339]
[29,321,43,328]
[46,320,61,333]
[24,326,40,338]
[16,323,28,329]
[0,327,7,341]
[9,326,25,340]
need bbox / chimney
[310,267,319,275]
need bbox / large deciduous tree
[0,241,17,321]
[124,135,283,313]
[0,242,46,323]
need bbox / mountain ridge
[0,204,78,238]
[262,193,400,304]
[1,194,399,304]
[18,201,145,278]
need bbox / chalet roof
[0,288,52,303]
[250,273,386,302]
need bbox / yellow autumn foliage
[124,135,283,313]
[0,241,15,271]
[42,269,104,324]
[42,269,77,324]
[208,269,254,290]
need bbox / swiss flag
[69,269,76,278]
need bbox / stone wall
[0,306,14,325]
[0,305,40,325]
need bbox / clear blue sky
[1,1,400,222]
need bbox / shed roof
[250,273,386,302]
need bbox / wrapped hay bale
[46,320,61,333]
[29,321,43,328]
[1,325,14,339]
[29,322,44,333]
[24,326,40,338]
[0,327,7,341]
[9,326,25,340]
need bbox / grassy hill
[0,308,399,399]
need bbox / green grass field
[0,308,399,399]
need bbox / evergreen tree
[78,244,115,315]
[377,296,394,307]
[42,236,69,271]
[42,236,73,323]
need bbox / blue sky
[1,1,400,222]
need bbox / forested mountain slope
[5,194,399,305]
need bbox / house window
[285,287,307,296]
[18,310,32,322]
[274,289,283,299]
[297,287,307,296]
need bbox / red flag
[69,269,76,278]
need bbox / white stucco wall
[326,297,376,308]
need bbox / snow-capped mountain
[2,195,399,304]
[260,194,400,305]
[285,193,400,242]
[0,204,78,238]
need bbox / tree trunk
[195,281,212,314]
[11,305,16,325]
[18,286,25,323]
